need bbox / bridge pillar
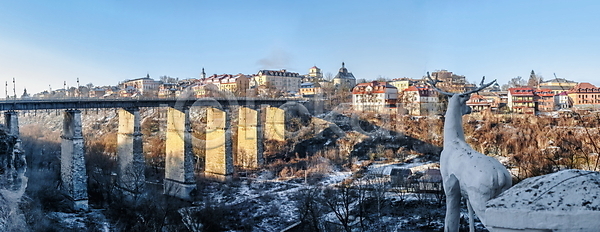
[61,109,88,211]
[3,111,25,191]
[117,108,145,198]
[204,107,233,181]
[4,111,19,136]
[236,107,262,169]
[164,107,196,200]
[263,106,285,141]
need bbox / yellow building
[200,73,250,94]
[254,69,302,93]
[307,66,323,78]
[389,78,411,92]
[539,78,578,95]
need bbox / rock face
[0,127,28,231]
[486,169,600,231]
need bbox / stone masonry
[236,107,261,169]
[117,108,145,197]
[204,107,233,181]
[60,109,88,211]
[164,107,196,200]
[263,106,285,141]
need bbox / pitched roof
[541,78,576,84]
[333,62,356,80]
[534,89,555,97]
[352,81,396,94]
[569,82,600,93]
[509,87,535,96]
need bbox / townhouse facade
[568,82,600,109]
[400,86,438,116]
[539,78,578,95]
[466,94,493,112]
[120,74,161,96]
[534,89,556,112]
[508,87,536,114]
[352,81,398,112]
[254,69,302,93]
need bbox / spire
[201,68,206,79]
[339,62,348,74]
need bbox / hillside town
[13,63,600,116]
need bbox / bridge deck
[0,98,293,111]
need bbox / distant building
[104,86,120,98]
[466,94,492,112]
[120,86,140,98]
[400,86,438,116]
[568,82,600,109]
[299,82,321,97]
[191,83,218,98]
[20,89,30,99]
[89,88,106,98]
[120,74,160,97]
[388,78,412,93]
[199,73,251,95]
[332,62,356,89]
[352,81,398,112]
[307,66,323,79]
[158,83,179,98]
[534,89,556,112]
[254,69,302,93]
[475,91,506,111]
[539,78,578,95]
[508,87,557,113]
[429,70,468,93]
[508,87,536,114]
[556,92,571,109]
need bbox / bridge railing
[0,96,298,111]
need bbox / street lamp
[77,78,80,98]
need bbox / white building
[120,74,160,96]
[352,81,398,112]
[401,86,439,116]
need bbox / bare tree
[322,185,357,232]
[507,76,527,88]
[294,187,324,231]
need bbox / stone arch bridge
[0,98,298,210]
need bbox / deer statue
[426,73,512,232]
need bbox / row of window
[577,94,600,99]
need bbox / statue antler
[462,76,496,96]
[426,72,496,96]
[426,72,455,96]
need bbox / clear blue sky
[1,1,599,94]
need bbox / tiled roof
[570,82,600,93]
[509,87,535,96]
[534,89,555,97]
[352,81,397,94]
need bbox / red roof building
[466,94,492,112]
[400,86,439,115]
[352,81,398,112]
[508,87,536,114]
[568,83,600,109]
[534,89,556,112]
